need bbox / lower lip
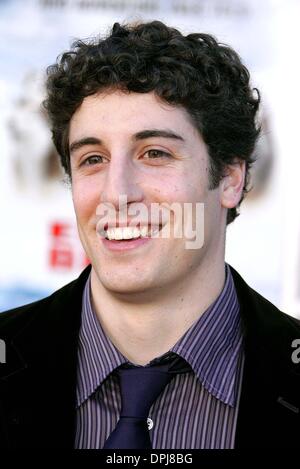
[101,236,152,251]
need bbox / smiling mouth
[101,225,162,241]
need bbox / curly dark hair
[44,20,261,224]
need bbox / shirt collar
[76,263,242,407]
[76,278,127,406]
[171,264,242,406]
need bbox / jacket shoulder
[230,265,300,362]
[0,281,72,339]
[245,277,300,332]
[0,265,91,340]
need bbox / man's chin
[101,278,154,296]
[90,263,164,298]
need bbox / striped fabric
[75,264,244,449]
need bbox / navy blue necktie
[103,357,190,449]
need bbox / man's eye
[82,155,105,165]
[143,149,171,159]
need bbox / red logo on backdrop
[49,221,90,270]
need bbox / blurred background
[0,0,299,318]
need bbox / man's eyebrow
[69,137,102,155]
[133,129,185,142]
[69,130,184,155]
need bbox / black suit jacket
[0,265,300,449]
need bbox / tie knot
[118,363,173,418]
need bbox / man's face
[69,90,226,297]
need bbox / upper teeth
[104,226,159,240]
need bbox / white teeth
[104,226,160,240]
[114,228,122,240]
[140,226,148,238]
[123,227,132,239]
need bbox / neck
[90,256,226,366]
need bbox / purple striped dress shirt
[75,264,244,449]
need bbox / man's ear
[220,160,246,209]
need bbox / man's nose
[99,157,144,209]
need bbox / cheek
[167,166,205,202]
[72,179,100,221]
[169,182,202,203]
[153,174,191,200]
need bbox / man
[0,21,299,449]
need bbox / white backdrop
[0,0,299,317]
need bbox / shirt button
[147,418,154,430]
